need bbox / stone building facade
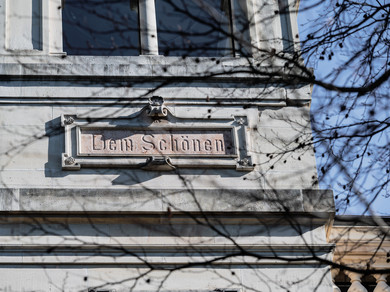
[0,0,387,291]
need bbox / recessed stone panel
[79,128,235,157]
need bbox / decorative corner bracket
[236,117,246,125]
[236,156,254,172]
[61,115,75,127]
[141,156,176,171]
[62,153,81,170]
[147,96,169,118]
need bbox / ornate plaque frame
[61,97,254,171]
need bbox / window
[155,0,249,56]
[62,0,140,56]
[62,0,250,57]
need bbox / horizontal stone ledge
[0,253,332,266]
[0,74,310,87]
[0,188,334,214]
[0,243,334,253]
[0,98,292,107]
[0,259,330,267]
[0,57,312,81]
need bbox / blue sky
[298,1,390,216]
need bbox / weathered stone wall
[0,56,334,292]
[0,56,317,191]
[0,1,335,290]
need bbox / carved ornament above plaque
[61,97,253,171]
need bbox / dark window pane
[62,0,140,56]
[156,0,233,56]
[32,0,42,50]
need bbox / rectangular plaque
[62,111,253,171]
[78,128,236,157]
